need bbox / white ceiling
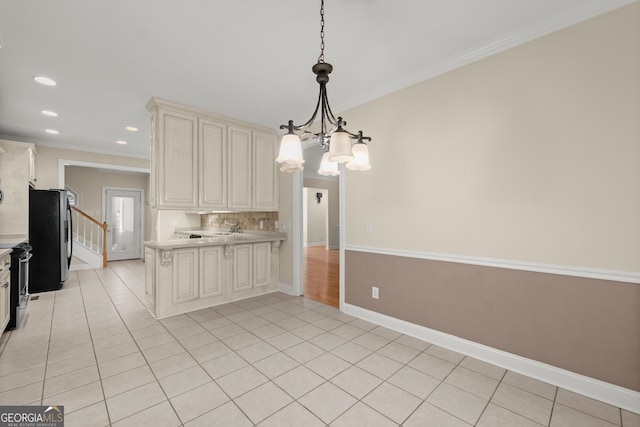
[0,0,633,160]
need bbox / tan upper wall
[342,3,640,272]
[33,145,149,190]
[66,166,149,217]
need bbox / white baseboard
[69,263,100,271]
[304,242,327,248]
[278,282,297,296]
[343,303,640,413]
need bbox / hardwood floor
[303,246,339,308]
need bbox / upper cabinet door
[228,126,252,210]
[199,118,227,209]
[252,132,278,210]
[158,108,198,208]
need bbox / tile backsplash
[201,212,279,232]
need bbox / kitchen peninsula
[145,230,285,318]
[144,98,283,319]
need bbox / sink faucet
[224,220,241,234]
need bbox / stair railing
[71,206,108,268]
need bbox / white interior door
[105,188,142,261]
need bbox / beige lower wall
[345,250,640,391]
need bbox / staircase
[70,207,107,271]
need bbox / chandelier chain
[318,0,325,63]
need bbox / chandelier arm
[298,89,323,134]
[342,129,370,139]
[280,85,323,133]
[321,90,339,126]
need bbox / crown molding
[338,0,639,113]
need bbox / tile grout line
[89,263,184,425]
[39,289,57,406]
[75,268,113,426]
[32,261,634,426]
[471,368,508,426]
[548,386,559,427]
[97,260,258,425]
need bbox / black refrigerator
[28,189,73,292]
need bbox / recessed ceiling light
[45,129,59,135]
[125,126,138,132]
[41,110,58,117]
[34,76,57,86]
[116,140,128,145]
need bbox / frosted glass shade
[328,130,353,163]
[317,152,339,176]
[276,133,305,166]
[346,142,371,171]
[280,162,303,173]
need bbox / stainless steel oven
[8,243,32,330]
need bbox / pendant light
[276,0,372,175]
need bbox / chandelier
[276,0,372,175]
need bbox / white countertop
[0,234,28,249]
[145,230,286,250]
[0,248,13,258]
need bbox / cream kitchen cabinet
[147,98,278,211]
[232,242,272,294]
[232,244,252,292]
[144,247,156,312]
[228,126,252,210]
[228,127,279,210]
[170,246,226,306]
[28,147,36,187]
[172,248,199,304]
[146,245,229,318]
[199,118,227,209]
[144,236,282,319]
[0,140,35,236]
[252,241,272,288]
[252,132,278,210]
[149,104,198,208]
[0,251,11,332]
[199,246,224,298]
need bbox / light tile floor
[0,260,638,426]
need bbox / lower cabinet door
[1,275,9,332]
[200,246,224,298]
[253,242,272,288]
[172,248,199,304]
[144,248,156,310]
[232,244,253,292]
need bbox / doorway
[303,185,339,307]
[104,188,143,261]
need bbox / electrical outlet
[366,223,373,234]
[372,286,379,299]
